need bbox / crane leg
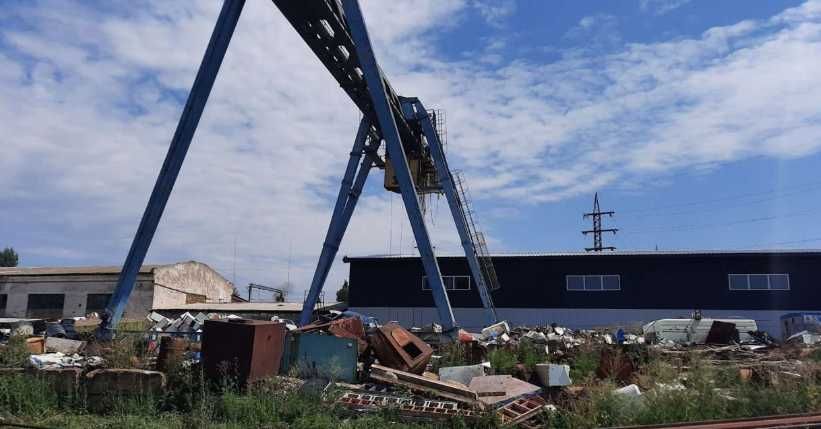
[409,100,498,325]
[299,120,375,325]
[96,0,246,340]
[342,0,457,332]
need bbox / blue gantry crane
[96,0,499,340]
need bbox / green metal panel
[280,332,358,383]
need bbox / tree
[336,280,349,303]
[0,247,18,267]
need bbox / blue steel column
[342,0,457,331]
[299,119,370,325]
[410,100,498,324]
[96,0,246,339]
[300,143,378,324]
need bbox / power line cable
[741,236,821,249]
[621,179,821,217]
[619,209,815,235]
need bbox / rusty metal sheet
[298,317,368,355]
[202,319,286,387]
[369,322,432,374]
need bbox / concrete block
[535,363,571,387]
[468,375,541,406]
[35,368,82,394]
[85,369,166,397]
[45,337,86,354]
[438,364,486,386]
[613,384,642,398]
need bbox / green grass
[546,354,821,429]
[0,370,440,429]
[488,347,517,375]
[3,332,821,428]
[434,342,471,371]
[568,346,600,382]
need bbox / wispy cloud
[563,14,622,52]
[472,0,516,27]
[639,0,691,16]
[2,1,821,296]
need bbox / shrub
[488,347,517,375]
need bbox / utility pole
[583,192,617,252]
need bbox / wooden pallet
[337,391,477,419]
[497,395,548,428]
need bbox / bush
[569,346,600,382]
[0,335,30,368]
[488,347,517,375]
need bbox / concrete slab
[468,375,541,406]
[45,337,86,354]
[438,364,485,386]
[535,363,571,387]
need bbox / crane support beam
[96,0,245,340]
[340,0,456,331]
[300,118,377,325]
[406,99,498,325]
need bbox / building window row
[418,272,791,293]
[422,275,471,291]
[728,274,790,291]
[566,275,621,291]
[0,293,114,318]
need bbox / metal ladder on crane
[453,171,501,293]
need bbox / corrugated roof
[152,302,342,312]
[0,265,161,276]
[344,249,821,261]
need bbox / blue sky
[2,0,821,299]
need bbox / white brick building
[0,261,234,320]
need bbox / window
[0,294,6,317]
[85,294,111,315]
[584,276,602,290]
[566,276,585,291]
[728,274,790,291]
[422,275,471,291]
[566,275,620,291]
[603,275,621,290]
[185,293,206,304]
[26,294,65,319]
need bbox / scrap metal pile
[3,311,820,426]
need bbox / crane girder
[271,0,424,156]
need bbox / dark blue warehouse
[343,250,821,338]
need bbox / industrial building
[0,261,234,319]
[345,250,821,338]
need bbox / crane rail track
[611,412,821,429]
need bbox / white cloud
[2,0,821,299]
[639,0,691,16]
[471,0,516,27]
[563,14,622,52]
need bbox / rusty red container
[202,319,286,386]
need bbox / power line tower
[583,192,618,252]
